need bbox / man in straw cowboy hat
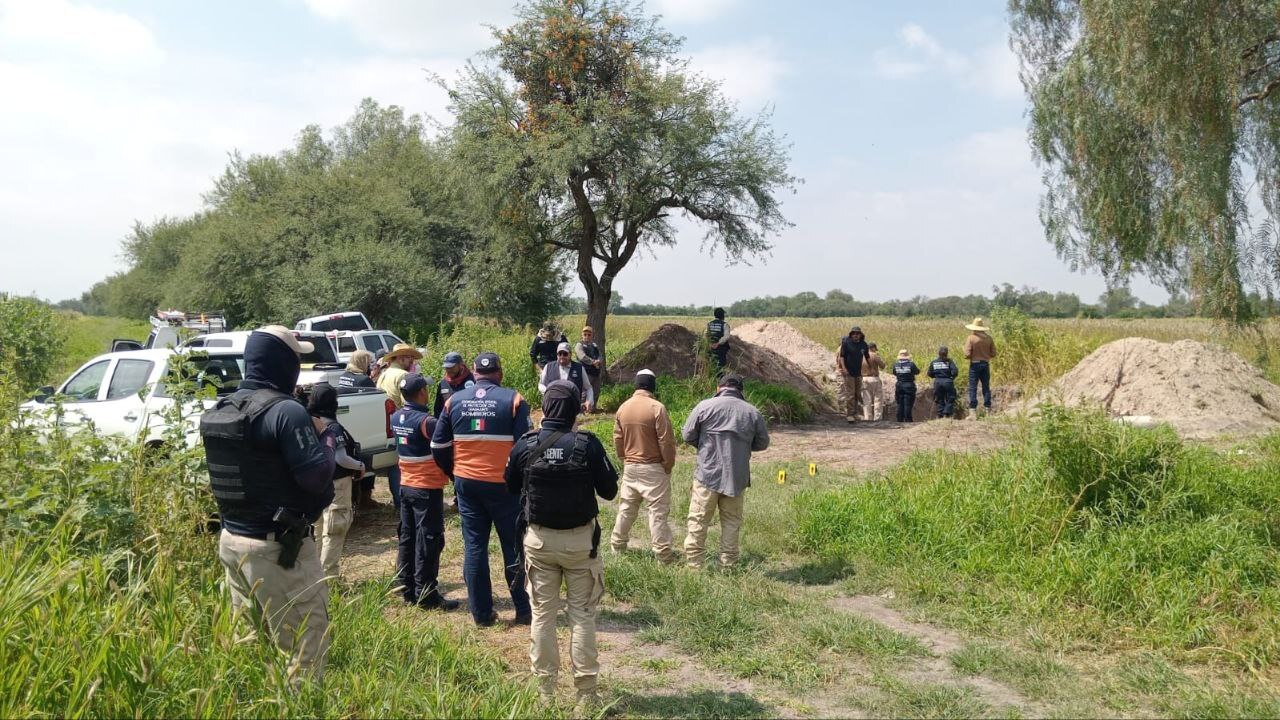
[377,343,424,509]
[891,349,921,422]
[962,317,998,417]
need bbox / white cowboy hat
[965,317,991,332]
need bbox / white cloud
[0,0,161,64]
[689,38,786,108]
[872,23,1021,99]
[302,0,512,54]
[649,0,737,24]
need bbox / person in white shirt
[538,342,595,412]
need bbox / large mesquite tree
[448,0,795,358]
[1011,0,1280,322]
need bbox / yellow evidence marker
[777,469,787,484]
[808,463,817,477]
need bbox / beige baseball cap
[254,325,315,355]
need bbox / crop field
[7,312,1280,718]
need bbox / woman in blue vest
[392,373,460,611]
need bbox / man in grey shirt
[681,373,770,568]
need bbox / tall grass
[793,407,1280,669]
[53,312,150,382]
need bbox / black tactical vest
[200,389,304,525]
[521,431,597,530]
[706,319,727,344]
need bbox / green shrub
[1039,404,1186,525]
[0,294,66,393]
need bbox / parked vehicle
[330,329,405,363]
[110,309,228,352]
[294,311,372,333]
[182,330,342,375]
[22,347,398,470]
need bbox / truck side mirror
[32,386,55,403]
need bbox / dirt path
[829,595,1041,716]
[754,417,1009,471]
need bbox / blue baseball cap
[442,351,463,368]
[399,373,431,397]
[474,352,501,373]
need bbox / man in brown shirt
[610,369,679,563]
[963,317,998,416]
[860,342,887,421]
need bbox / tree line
[63,99,566,338]
[561,284,1280,319]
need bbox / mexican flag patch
[470,418,486,431]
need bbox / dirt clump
[608,323,836,415]
[732,320,838,383]
[1031,337,1280,439]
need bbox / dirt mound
[732,320,838,383]
[608,323,836,415]
[1032,337,1280,439]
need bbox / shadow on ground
[609,689,772,719]
[766,556,855,585]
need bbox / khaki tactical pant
[684,482,747,568]
[524,523,604,698]
[840,374,863,419]
[861,375,884,421]
[610,463,677,561]
[319,476,353,580]
[218,530,330,683]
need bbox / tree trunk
[584,276,613,382]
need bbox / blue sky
[0,0,1165,306]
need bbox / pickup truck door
[55,358,155,437]
[85,358,158,437]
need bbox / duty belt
[228,526,314,542]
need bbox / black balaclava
[716,373,745,398]
[308,382,338,420]
[241,331,301,393]
[714,307,725,320]
[635,372,657,393]
[542,380,581,426]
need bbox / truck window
[63,360,111,401]
[381,334,401,349]
[299,341,338,365]
[106,360,155,400]
[157,355,246,397]
[337,336,357,353]
[360,335,384,353]
[309,316,369,332]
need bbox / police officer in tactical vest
[200,325,338,683]
[504,380,618,709]
[706,307,730,374]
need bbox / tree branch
[1240,76,1280,107]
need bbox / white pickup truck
[22,347,399,471]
